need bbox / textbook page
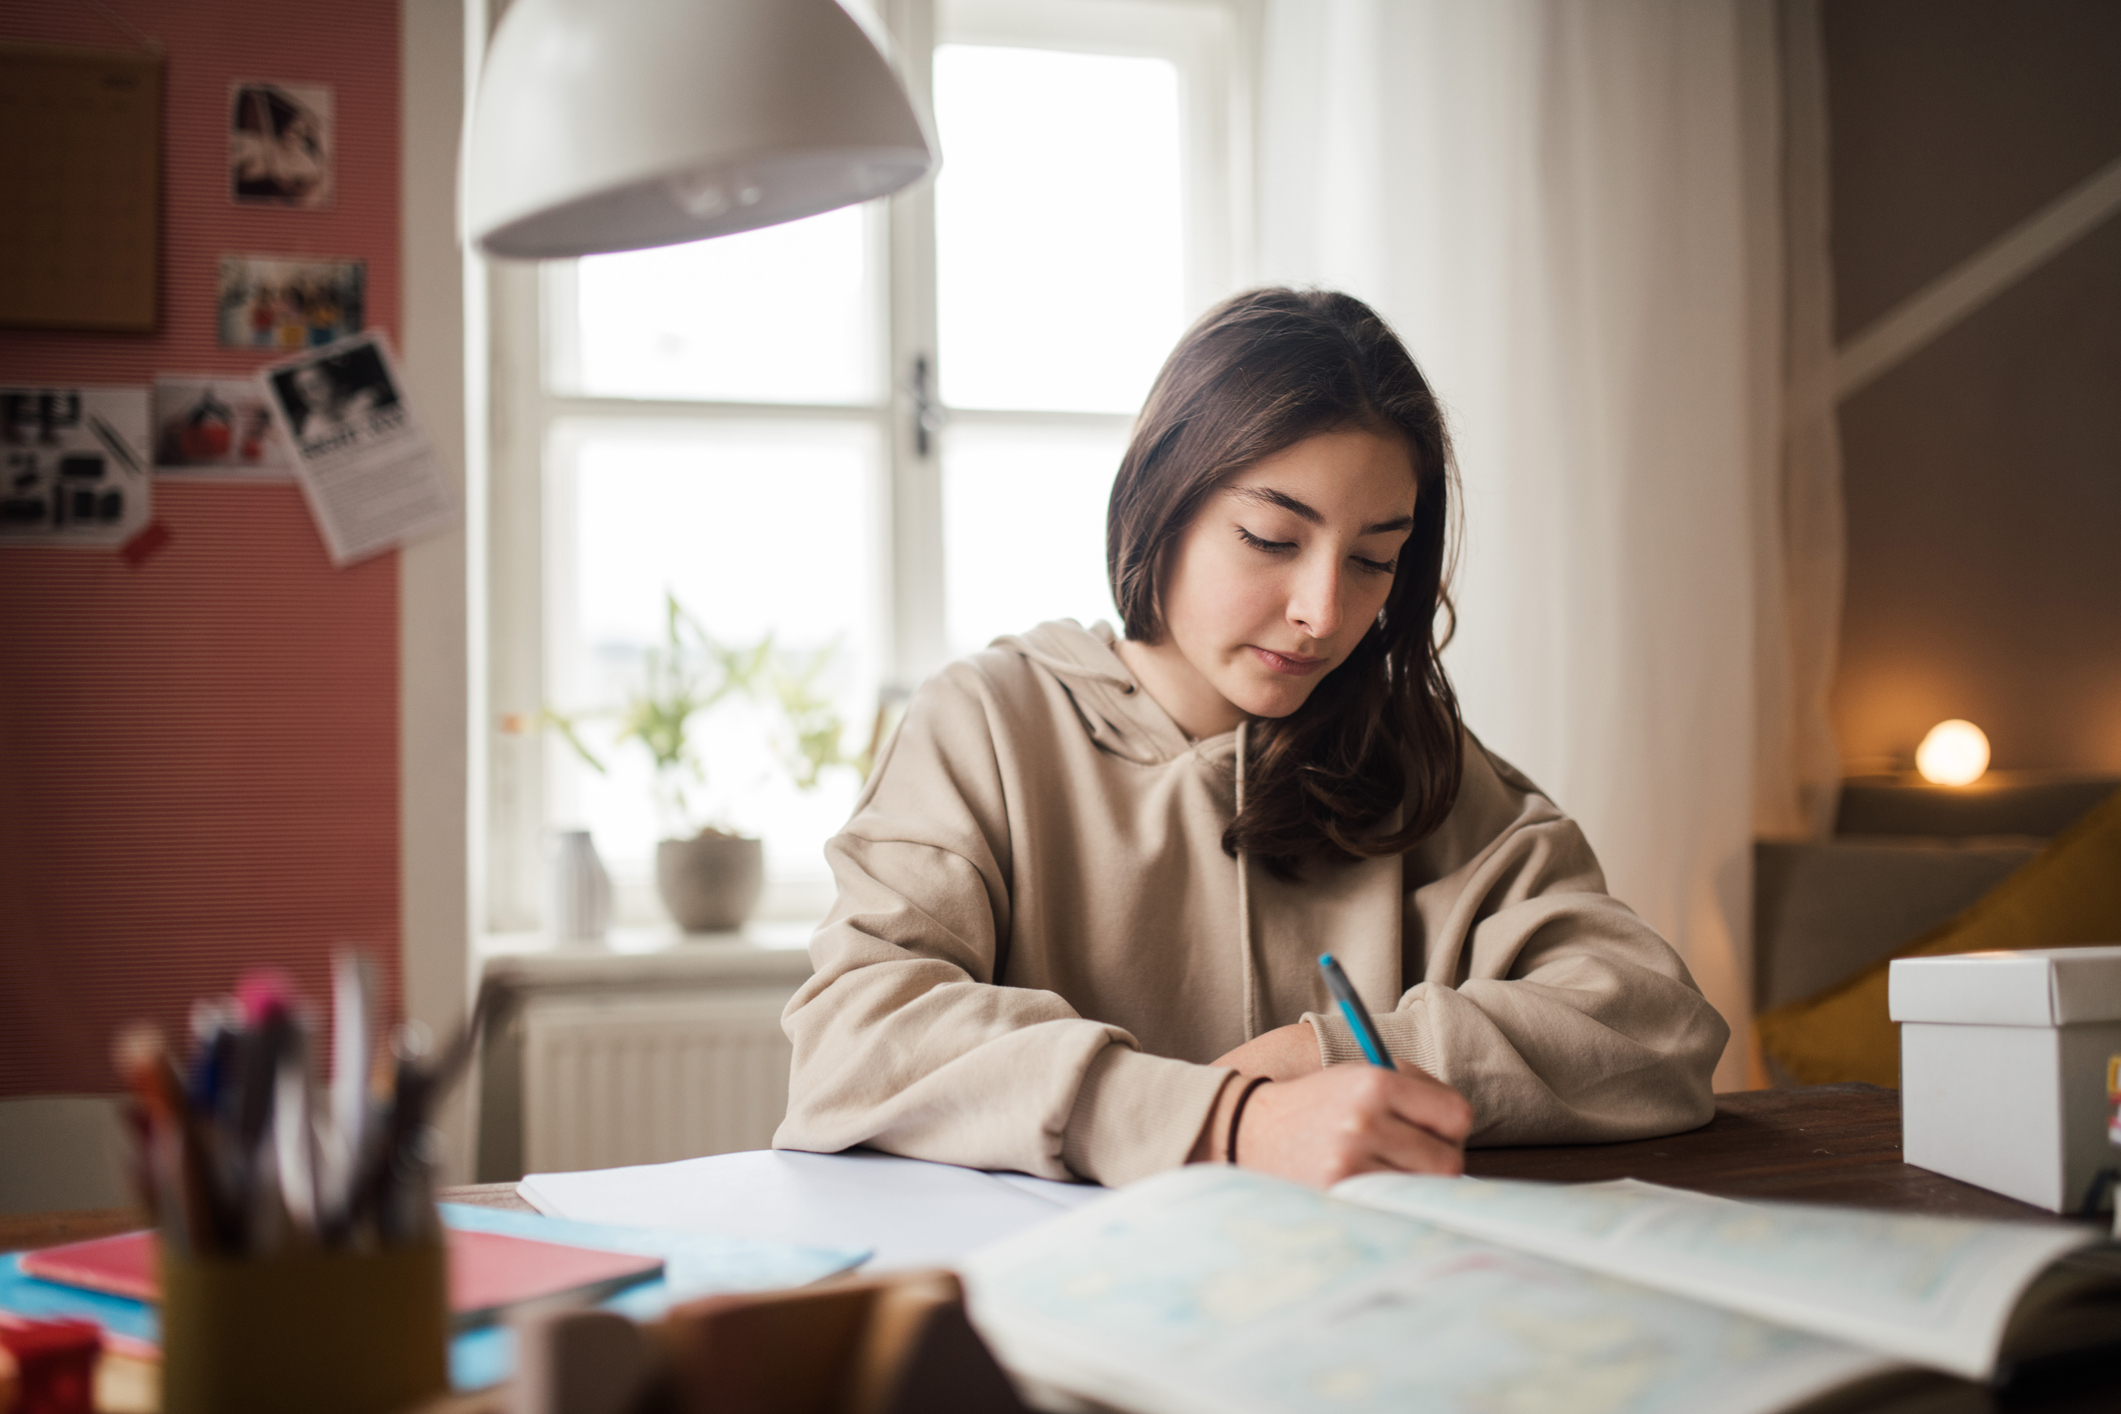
[961,1167,1897,1414]
[519,1149,1104,1271]
[1333,1174,2101,1382]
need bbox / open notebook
[961,1167,2121,1414]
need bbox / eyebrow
[1232,486,1414,536]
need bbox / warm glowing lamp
[1915,720,1990,786]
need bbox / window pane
[934,45,1186,414]
[552,422,881,886]
[943,422,1127,657]
[568,206,879,405]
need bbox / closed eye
[1236,526,1295,554]
[1353,555,1397,575]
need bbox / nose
[1287,556,1343,641]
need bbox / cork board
[0,41,161,332]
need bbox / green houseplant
[546,592,858,931]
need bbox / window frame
[482,0,1258,936]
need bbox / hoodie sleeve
[1304,743,1728,1145]
[773,662,1231,1182]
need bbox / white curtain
[1756,0,1846,842]
[1259,0,1785,1088]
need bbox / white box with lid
[1890,946,2121,1213]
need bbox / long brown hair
[1107,288,1463,880]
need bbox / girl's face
[1138,427,1418,737]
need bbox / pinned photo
[152,377,293,479]
[267,341,400,451]
[217,254,365,351]
[230,80,334,208]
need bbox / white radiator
[521,987,797,1174]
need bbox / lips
[1249,645,1328,676]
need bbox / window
[486,0,1252,934]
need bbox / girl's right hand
[1196,1062,1473,1188]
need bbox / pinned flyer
[262,331,459,566]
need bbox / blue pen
[1318,954,1394,1068]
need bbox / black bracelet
[1225,1076,1272,1165]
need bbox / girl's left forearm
[1208,1020,1324,1081]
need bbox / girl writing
[775,289,1727,1188]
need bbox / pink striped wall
[0,0,404,1096]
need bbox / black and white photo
[268,341,400,451]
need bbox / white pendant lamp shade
[464,0,936,259]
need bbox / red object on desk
[20,1228,662,1327]
[0,1318,100,1414]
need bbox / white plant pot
[655,834,764,933]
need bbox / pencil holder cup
[159,1241,449,1414]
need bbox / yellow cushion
[1757,786,2121,1086]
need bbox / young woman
[775,289,1727,1188]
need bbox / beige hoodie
[775,620,1727,1186]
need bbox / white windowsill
[478,919,819,992]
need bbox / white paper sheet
[519,1149,1108,1272]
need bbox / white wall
[399,0,479,1180]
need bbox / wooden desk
[383,1085,2121,1412]
[0,1083,2058,1255]
[1467,1081,2072,1222]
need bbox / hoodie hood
[991,619,1228,769]
[999,619,1261,1041]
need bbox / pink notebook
[22,1227,662,1327]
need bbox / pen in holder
[118,957,490,1414]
